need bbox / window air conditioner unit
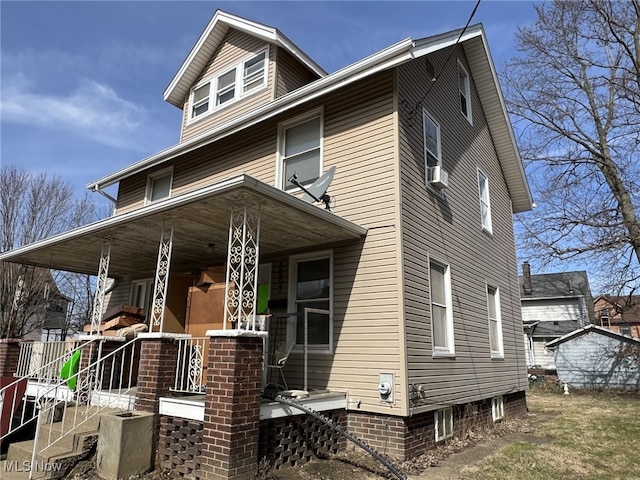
[428,166,449,189]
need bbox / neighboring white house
[520,263,594,370]
[546,324,640,389]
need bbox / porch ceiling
[0,175,367,278]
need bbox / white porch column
[150,225,174,332]
[90,238,112,335]
[224,202,261,330]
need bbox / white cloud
[1,74,147,150]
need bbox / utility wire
[406,0,482,120]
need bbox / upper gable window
[146,168,173,204]
[278,110,322,191]
[189,48,268,122]
[458,60,472,124]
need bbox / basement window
[435,407,453,442]
[492,396,504,421]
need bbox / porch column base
[199,331,264,480]
[0,339,21,377]
[134,336,179,414]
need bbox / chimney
[522,262,533,295]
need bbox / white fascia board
[90,38,414,190]
[410,24,483,58]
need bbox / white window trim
[287,250,333,354]
[429,258,455,357]
[457,60,472,124]
[422,109,442,168]
[187,46,269,124]
[435,407,453,442]
[276,108,324,192]
[130,278,154,321]
[145,167,173,205]
[492,396,504,421]
[487,284,504,358]
[478,169,493,233]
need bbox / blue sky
[1,0,540,203]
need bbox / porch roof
[0,175,367,278]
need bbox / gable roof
[90,16,532,213]
[546,324,640,348]
[519,271,593,299]
[164,10,326,108]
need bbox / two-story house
[0,10,532,475]
[594,295,640,338]
[520,263,595,371]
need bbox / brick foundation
[159,390,528,475]
[134,335,179,414]
[348,391,528,460]
[0,339,21,377]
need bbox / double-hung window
[189,48,268,121]
[458,60,472,123]
[478,170,492,233]
[435,408,453,442]
[487,285,503,358]
[423,110,441,169]
[288,252,332,352]
[279,112,322,191]
[430,260,454,356]
[145,168,173,204]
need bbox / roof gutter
[87,38,415,191]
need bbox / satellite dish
[288,167,336,211]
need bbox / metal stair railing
[0,337,99,445]
[16,339,84,383]
[28,336,139,479]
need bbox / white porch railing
[172,336,209,394]
[29,336,139,479]
[16,339,84,383]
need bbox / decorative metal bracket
[90,238,112,335]
[150,225,174,331]
[224,202,261,330]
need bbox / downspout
[89,183,117,214]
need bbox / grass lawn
[458,389,640,480]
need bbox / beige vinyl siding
[116,68,402,413]
[398,47,527,411]
[274,47,320,98]
[180,29,276,142]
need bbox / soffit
[0,176,366,279]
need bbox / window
[435,407,453,441]
[423,110,441,169]
[478,170,492,233]
[146,168,173,204]
[430,260,454,356]
[279,112,322,191]
[487,285,503,357]
[243,50,266,92]
[189,48,268,121]
[458,60,472,123]
[492,396,504,421]
[130,278,154,320]
[288,252,332,352]
[216,68,236,106]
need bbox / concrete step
[4,404,119,479]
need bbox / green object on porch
[60,350,81,391]
[257,284,270,314]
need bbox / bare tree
[504,1,640,294]
[0,165,102,338]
